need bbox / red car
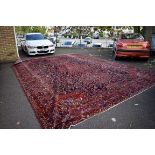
[113,33,150,60]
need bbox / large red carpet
[13,54,155,128]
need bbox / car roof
[26,33,42,35]
[78,42,87,44]
[64,40,75,42]
[93,43,102,45]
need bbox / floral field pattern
[13,54,155,128]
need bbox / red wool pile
[13,54,155,128]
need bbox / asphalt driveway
[0,62,40,129]
[19,47,155,70]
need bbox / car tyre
[114,52,119,60]
[21,45,24,52]
[24,47,31,56]
[144,58,149,61]
[115,56,119,60]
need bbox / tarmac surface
[0,47,155,129]
[72,85,155,129]
[0,63,40,129]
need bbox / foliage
[15,26,143,37]
[15,26,47,34]
[63,34,67,38]
[99,32,103,37]
[66,26,92,36]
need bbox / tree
[15,26,47,34]
[98,26,113,31]
[133,26,141,33]
[31,26,47,34]
[15,26,31,34]
[53,26,62,47]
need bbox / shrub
[99,32,103,37]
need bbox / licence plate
[127,45,141,49]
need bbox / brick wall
[0,26,18,62]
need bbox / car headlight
[49,44,54,47]
[27,45,36,49]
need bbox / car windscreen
[121,33,144,40]
[64,42,72,45]
[26,34,44,40]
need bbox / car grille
[37,46,49,49]
[37,50,49,53]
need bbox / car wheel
[114,51,119,60]
[144,58,149,61]
[115,56,119,60]
[24,47,31,56]
[21,45,24,52]
[26,51,30,56]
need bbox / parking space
[17,37,114,48]
[56,38,114,48]
[18,46,155,70]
